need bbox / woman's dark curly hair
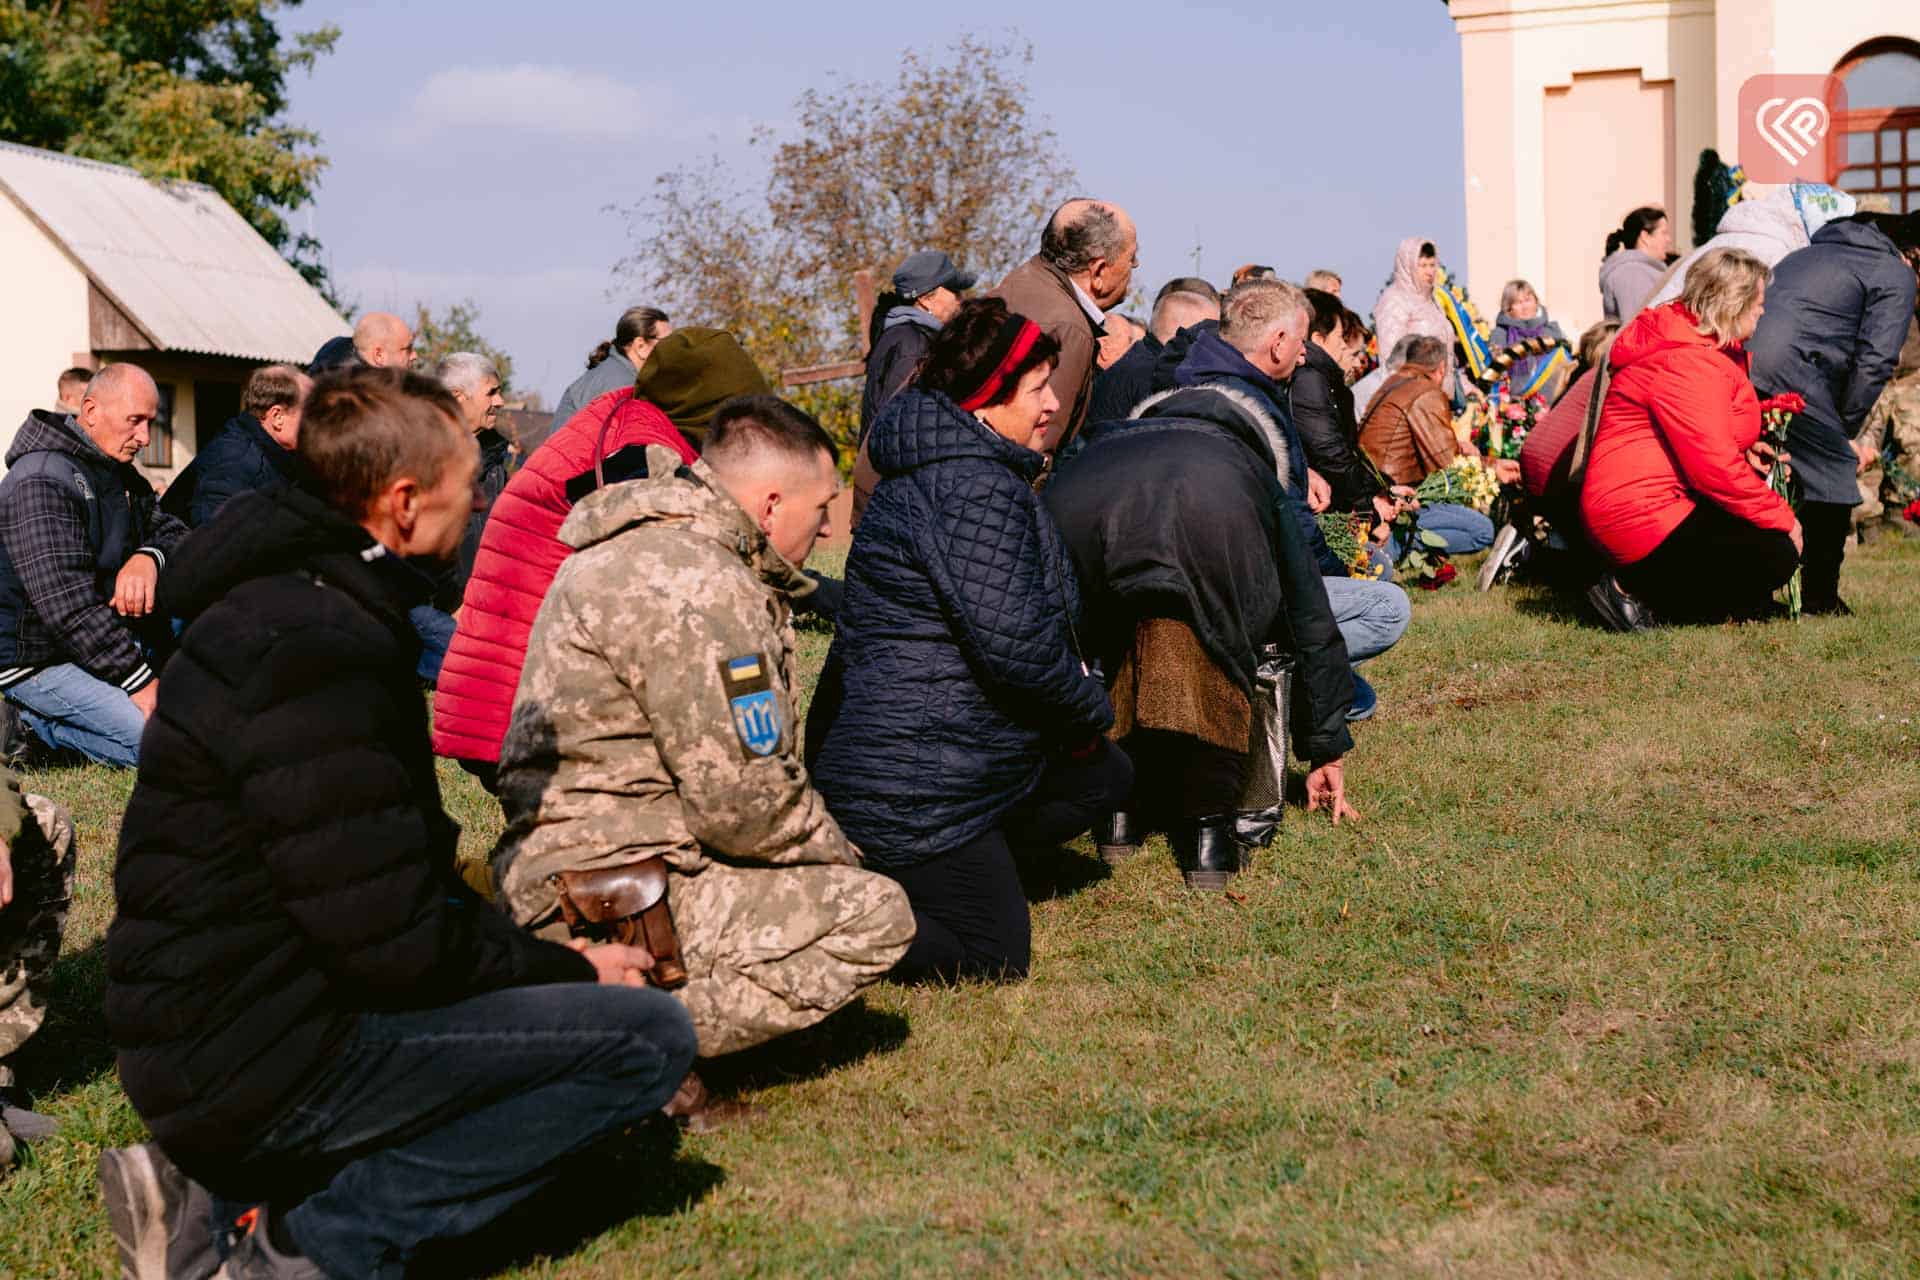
[915,297,1060,408]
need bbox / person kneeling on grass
[808,299,1130,983]
[1578,248,1800,630]
[490,395,914,1102]
[99,367,696,1280]
[0,768,76,1173]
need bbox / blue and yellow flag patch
[720,653,782,758]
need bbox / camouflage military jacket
[492,447,859,924]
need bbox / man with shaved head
[1087,277,1222,426]
[991,197,1139,455]
[307,311,416,375]
[0,364,188,766]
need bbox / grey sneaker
[97,1143,220,1280]
[1476,522,1527,591]
[217,1207,328,1279]
[0,1093,60,1144]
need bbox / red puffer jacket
[1579,301,1794,567]
[432,389,697,762]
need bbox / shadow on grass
[699,999,910,1095]
[12,936,117,1097]
[417,1120,725,1278]
[1015,844,1111,903]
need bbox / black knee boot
[1096,811,1141,865]
[1175,814,1241,891]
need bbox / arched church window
[1834,39,1920,214]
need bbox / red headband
[956,319,1043,412]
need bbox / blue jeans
[1394,502,1495,556]
[242,983,695,1279]
[1321,576,1410,664]
[409,605,456,685]
[3,663,146,766]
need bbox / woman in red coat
[1579,248,1801,629]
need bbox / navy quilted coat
[810,389,1112,868]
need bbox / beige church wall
[1545,71,1676,335]
[0,193,91,459]
[1452,0,1715,337]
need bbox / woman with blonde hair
[1579,247,1800,629]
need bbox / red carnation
[1759,393,1806,415]
[1906,499,1920,524]
[1420,561,1459,590]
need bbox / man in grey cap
[851,250,976,526]
[859,250,976,436]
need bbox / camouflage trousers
[0,795,77,1089]
[1859,371,1920,523]
[528,861,914,1059]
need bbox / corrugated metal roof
[0,140,347,363]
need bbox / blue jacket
[1174,329,1347,576]
[162,414,307,528]
[1750,217,1919,505]
[809,389,1111,867]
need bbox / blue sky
[285,0,1467,406]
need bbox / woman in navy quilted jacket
[808,299,1131,983]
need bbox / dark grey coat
[549,350,638,429]
[1750,218,1918,505]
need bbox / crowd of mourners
[0,187,1915,1279]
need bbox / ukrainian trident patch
[720,653,783,759]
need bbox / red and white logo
[1740,75,1848,183]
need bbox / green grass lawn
[5,533,1920,1277]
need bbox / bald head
[1041,198,1138,309]
[1150,290,1220,343]
[353,312,416,369]
[79,364,159,463]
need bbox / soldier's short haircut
[703,394,838,474]
[57,367,92,398]
[242,364,307,418]
[1219,278,1310,353]
[299,366,467,517]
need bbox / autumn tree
[617,34,1076,387]
[411,300,516,394]
[0,0,340,297]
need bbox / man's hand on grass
[1306,757,1358,826]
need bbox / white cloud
[397,65,668,144]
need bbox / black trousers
[1616,501,1799,623]
[885,740,1132,984]
[1796,500,1853,611]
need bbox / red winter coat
[431,389,697,762]
[1579,302,1794,567]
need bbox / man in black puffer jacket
[99,368,695,1280]
[160,364,314,527]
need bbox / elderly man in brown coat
[991,198,1138,455]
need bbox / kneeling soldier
[493,395,914,1108]
[0,769,75,1171]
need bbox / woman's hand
[1852,436,1879,474]
[1746,440,1786,478]
[1306,757,1359,826]
[1490,457,1522,486]
[1390,484,1421,513]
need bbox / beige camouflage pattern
[1861,318,1920,521]
[0,785,76,1089]
[493,447,913,1056]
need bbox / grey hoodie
[1599,248,1668,323]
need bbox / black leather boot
[1096,811,1141,865]
[1178,814,1241,891]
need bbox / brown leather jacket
[989,255,1103,455]
[1357,370,1459,487]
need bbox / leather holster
[550,858,688,990]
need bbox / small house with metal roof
[0,140,348,477]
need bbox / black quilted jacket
[809,389,1112,868]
